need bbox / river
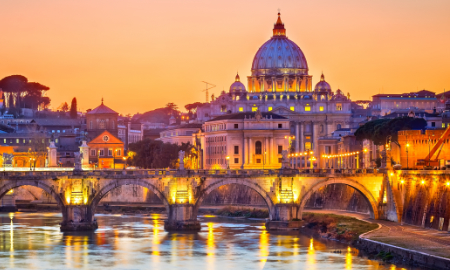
[0,212,424,269]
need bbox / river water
[0,212,424,270]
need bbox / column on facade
[244,137,248,165]
[264,137,269,166]
[249,138,253,164]
[269,137,273,164]
[299,122,304,152]
[313,122,320,168]
[295,122,300,153]
[272,77,276,92]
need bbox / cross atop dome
[273,12,286,37]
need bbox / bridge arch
[193,178,276,219]
[90,178,170,214]
[0,180,66,219]
[298,178,380,220]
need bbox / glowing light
[446,182,450,187]
[421,180,425,185]
[400,180,404,184]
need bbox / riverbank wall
[358,236,450,270]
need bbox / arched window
[337,124,342,130]
[255,141,262,155]
[99,120,106,129]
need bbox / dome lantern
[273,12,286,37]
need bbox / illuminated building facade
[87,130,125,169]
[199,111,290,169]
[197,13,355,167]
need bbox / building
[87,130,125,169]
[158,123,202,145]
[197,13,356,167]
[370,90,438,116]
[394,128,450,169]
[198,111,290,170]
[118,118,144,151]
[86,100,119,141]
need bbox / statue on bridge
[74,151,82,171]
[178,150,185,170]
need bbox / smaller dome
[314,73,332,93]
[229,73,246,94]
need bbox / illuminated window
[108,149,113,156]
[305,104,311,111]
[319,106,324,111]
[116,149,121,156]
[305,136,310,140]
[443,123,446,128]
[321,95,325,100]
[90,150,96,156]
[336,103,342,111]
[304,142,312,150]
[252,107,258,112]
[268,107,273,111]
[239,107,243,112]
[290,107,295,111]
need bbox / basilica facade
[197,13,357,167]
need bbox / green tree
[128,139,195,169]
[70,98,77,118]
[355,117,427,145]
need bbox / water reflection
[0,213,425,269]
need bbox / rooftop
[206,112,287,122]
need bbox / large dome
[251,13,308,76]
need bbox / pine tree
[70,98,77,118]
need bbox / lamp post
[123,156,127,170]
[113,149,118,170]
[363,148,368,169]
[226,156,230,169]
[264,151,266,170]
[97,150,101,170]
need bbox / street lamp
[122,156,127,170]
[226,156,230,169]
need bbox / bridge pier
[265,204,302,230]
[60,205,98,232]
[164,204,201,231]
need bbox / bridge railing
[0,167,394,180]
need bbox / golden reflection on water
[152,215,160,261]
[346,246,352,269]
[9,213,14,269]
[259,226,269,266]
[307,238,316,269]
[207,222,215,269]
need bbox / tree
[166,102,178,111]
[70,98,77,118]
[61,102,69,112]
[128,139,196,169]
[185,102,204,118]
[0,75,50,112]
[355,117,427,145]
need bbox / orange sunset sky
[1,0,449,115]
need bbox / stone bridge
[0,168,448,231]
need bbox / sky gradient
[1,0,449,114]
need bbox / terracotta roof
[87,103,118,115]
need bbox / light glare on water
[0,212,419,269]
